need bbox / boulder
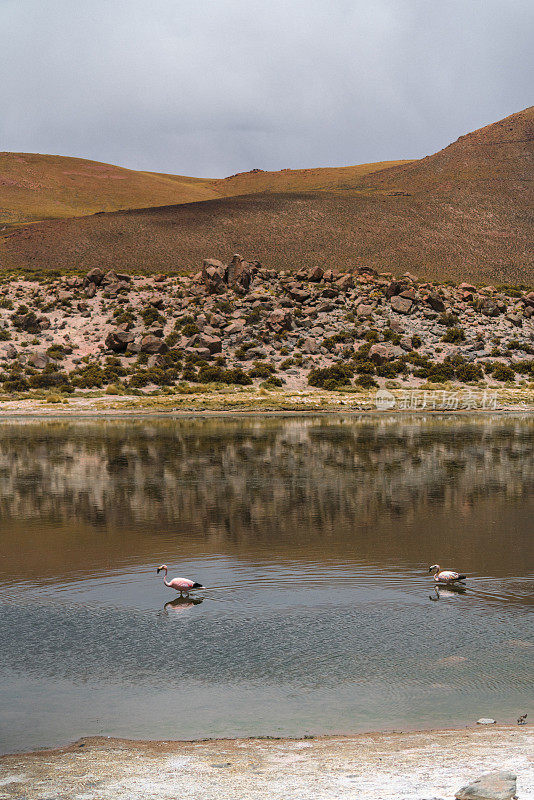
[85,267,104,285]
[268,309,292,330]
[28,352,50,369]
[85,283,97,298]
[356,304,374,318]
[224,319,246,335]
[199,334,222,355]
[425,292,446,312]
[105,330,135,353]
[202,259,227,294]
[227,253,252,293]
[308,266,324,282]
[335,274,354,291]
[455,771,516,800]
[102,270,120,285]
[368,343,404,363]
[302,337,319,354]
[2,343,17,359]
[386,280,403,298]
[390,296,413,314]
[140,335,168,354]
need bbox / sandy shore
[0,726,532,800]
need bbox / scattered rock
[476,718,496,725]
[140,335,168,354]
[105,330,135,353]
[455,771,517,800]
[85,267,104,286]
[28,352,50,369]
[390,296,413,314]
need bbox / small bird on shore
[517,713,527,725]
[428,564,467,584]
[157,565,203,596]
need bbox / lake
[0,415,532,754]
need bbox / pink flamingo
[157,565,203,596]
[428,564,467,584]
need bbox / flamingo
[157,565,203,596]
[428,564,467,584]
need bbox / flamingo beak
[157,567,161,573]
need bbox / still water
[0,415,532,754]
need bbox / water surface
[0,415,532,753]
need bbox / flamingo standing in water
[157,565,203,597]
[428,564,467,584]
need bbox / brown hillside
[0,152,219,223]
[209,160,412,196]
[1,107,532,284]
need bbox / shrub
[492,364,515,382]
[46,343,72,360]
[3,377,30,392]
[165,331,180,347]
[438,312,459,327]
[71,363,104,388]
[0,328,11,341]
[455,362,483,382]
[248,361,276,378]
[411,335,422,349]
[261,376,284,388]
[29,371,72,391]
[355,373,378,389]
[442,327,465,343]
[355,360,376,375]
[141,306,165,327]
[308,364,353,388]
[182,323,200,337]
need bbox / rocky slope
[0,255,532,397]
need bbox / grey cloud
[0,0,532,177]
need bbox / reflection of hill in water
[0,417,532,533]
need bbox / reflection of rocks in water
[0,418,532,535]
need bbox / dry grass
[0,152,219,223]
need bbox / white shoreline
[1,725,532,800]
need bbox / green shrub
[46,343,72,360]
[308,364,353,388]
[355,373,378,389]
[355,360,376,374]
[492,364,515,382]
[29,371,72,391]
[411,335,422,349]
[438,312,459,327]
[182,323,200,337]
[261,376,284,388]
[248,361,276,378]
[0,328,11,341]
[3,377,30,392]
[71,363,104,388]
[141,306,165,327]
[442,327,465,343]
[165,331,180,347]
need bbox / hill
[0,152,220,224]
[0,107,532,284]
[0,153,409,226]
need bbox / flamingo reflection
[163,596,204,615]
[429,584,467,601]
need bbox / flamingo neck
[434,566,441,581]
[161,567,171,587]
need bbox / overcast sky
[0,0,532,177]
